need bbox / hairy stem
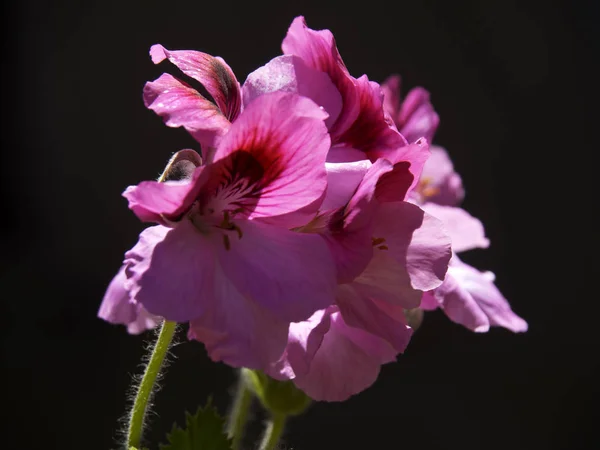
[127,320,177,449]
[259,412,286,450]
[226,371,253,449]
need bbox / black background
[2,0,598,449]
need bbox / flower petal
[282,16,360,139]
[397,87,439,144]
[150,44,241,121]
[220,220,336,322]
[242,54,342,129]
[210,92,330,225]
[321,159,372,211]
[381,75,401,119]
[143,73,231,148]
[374,202,452,291]
[123,223,217,322]
[421,203,490,252]
[418,146,465,206]
[293,310,396,401]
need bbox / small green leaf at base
[159,399,233,450]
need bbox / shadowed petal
[397,87,439,144]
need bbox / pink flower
[119,92,338,370]
[381,74,527,333]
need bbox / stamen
[223,234,231,251]
[377,245,388,251]
[372,237,386,246]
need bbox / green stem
[127,320,177,449]
[226,371,253,450]
[259,412,286,450]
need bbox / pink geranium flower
[117,92,339,370]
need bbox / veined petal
[209,92,330,225]
[293,310,396,401]
[143,73,231,148]
[220,220,336,323]
[397,87,439,144]
[242,55,342,129]
[374,202,451,292]
[150,44,241,121]
[421,203,490,252]
[282,16,360,138]
[123,222,217,322]
[188,263,290,370]
[122,167,204,224]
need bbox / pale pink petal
[418,146,465,206]
[397,87,439,144]
[209,92,330,226]
[143,73,231,149]
[293,310,396,401]
[268,309,332,380]
[376,138,431,198]
[321,160,372,211]
[374,202,451,291]
[220,219,336,323]
[98,266,162,334]
[242,55,342,129]
[421,203,490,252]
[336,282,413,353]
[381,75,401,119]
[447,257,528,332]
[122,168,205,224]
[150,44,241,121]
[282,16,360,139]
[123,223,217,322]
[187,264,290,370]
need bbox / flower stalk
[226,370,254,450]
[127,320,177,449]
[259,412,287,450]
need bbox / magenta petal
[336,75,408,161]
[446,257,528,332]
[124,223,217,322]
[374,202,452,291]
[187,265,290,370]
[144,73,231,148]
[242,55,342,129]
[211,92,330,225]
[381,75,401,119]
[98,266,160,334]
[268,309,332,380]
[293,310,396,401]
[419,146,465,206]
[397,87,439,144]
[282,16,360,138]
[122,169,203,224]
[150,44,241,121]
[377,138,431,198]
[421,203,490,252]
[220,219,336,323]
[337,281,413,353]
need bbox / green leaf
[159,399,233,450]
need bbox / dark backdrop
[2,0,597,449]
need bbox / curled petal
[397,87,439,144]
[242,54,342,129]
[150,44,241,121]
[143,73,231,148]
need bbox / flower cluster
[99,16,526,402]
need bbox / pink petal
[122,168,204,224]
[123,223,217,322]
[187,262,290,370]
[373,202,452,292]
[321,159,372,211]
[220,219,336,323]
[150,44,241,121]
[418,146,465,206]
[242,54,342,129]
[210,92,330,226]
[143,73,231,149]
[381,75,401,119]
[397,87,439,144]
[445,256,528,332]
[282,16,360,139]
[336,75,408,161]
[293,310,396,401]
[268,309,333,380]
[98,266,161,334]
[421,203,490,252]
